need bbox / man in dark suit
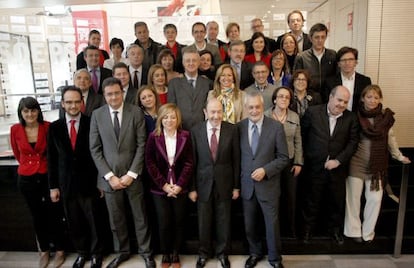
[48,86,103,268]
[76,29,109,70]
[89,78,154,268]
[238,91,289,268]
[324,46,372,110]
[225,40,254,90]
[245,18,277,54]
[275,10,312,52]
[112,62,138,105]
[127,44,148,90]
[301,86,359,245]
[84,45,112,95]
[190,98,240,268]
[168,47,213,130]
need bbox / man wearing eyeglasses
[245,61,277,110]
[90,77,155,268]
[324,46,372,111]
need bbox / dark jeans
[19,173,66,251]
[152,193,187,254]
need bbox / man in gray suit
[238,91,289,268]
[89,77,154,268]
[190,98,240,268]
[168,47,213,130]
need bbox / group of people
[10,9,411,268]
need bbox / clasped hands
[109,175,134,190]
[163,183,182,198]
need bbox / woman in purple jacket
[145,103,193,268]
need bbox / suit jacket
[145,130,193,195]
[187,43,223,67]
[97,67,113,95]
[324,72,372,110]
[128,65,149,89]
[275,32,312,52]
[48,114,98,198]
[59,89,105,118]
[89,102,147,192]
[124,84,138,105]
[168,75,213,130]
[225,59,255,90]
[76,50,110,70]
[134,38,162,70]
[191,121,240,202]
[238,116,289,200]
[301,104,359,176]
[10,122,50,176]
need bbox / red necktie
[210,127,218,161]
[80,99,86,114]
[70,119,77,150]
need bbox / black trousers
[63,193,103,256]
[280,160,298,236]
[152,193,187,254]
[19,173,66,252]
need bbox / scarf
[217,88,236,123]
[358,103,395,190]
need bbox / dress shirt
[312,48,325,62]
[296,32,304,52]
[254,81,269,92]
[65,113,81,136]
[248,116,264,147]
[129,65,143,88]
[87,66,101,86]
[184,73,198,88]
[327,107,343,136]
[164,130,177,167]
[123,85,129,101]
[341,72,355,111]
[82,90,89,105]
[230,60,241,82]
[206,121,221,147]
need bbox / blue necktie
[251,124,259,154]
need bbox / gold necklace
[273,109,287,123]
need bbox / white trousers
[344,176,383,241]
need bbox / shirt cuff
[104,172,115,181]
[127,171,138,179]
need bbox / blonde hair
[147,64,168,87]
[154,103,182,136]
[211,64,241,99]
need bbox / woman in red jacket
[10,97,65,268]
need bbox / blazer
[124,84,138,105]
[145,130,193,195]
[324,72,372,110]
[168,75,213,130]
[191,121,240,202]
[301,104,359,176]
[48,114,98,198]
[10,121,50,176]
[76,49,110,70]
[89,102,147,192]
[97,67,113,95]
[264,108,303,165]
[128,65,149,89]
[238,116,289,200]
[275,32,312,52]
[245,36,278,54]
[224,59,255,90]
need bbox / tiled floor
[0,252,414,268]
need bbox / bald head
[328,86,350,115]
[204,97,223,127]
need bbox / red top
[166,42,178,59]
[10,121,50,176]
[244,53,271,68]
[158,92,168,105]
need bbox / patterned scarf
[217,88,235,124]
[358,103,395,190]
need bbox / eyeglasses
[339,58,356,63]
[253,71,268,75]
[277,95,290,100]
[294,78,307,82]
[104,91,123,97]
[64,100,82,105]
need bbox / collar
[65,113,81,124]
[194,41,207,51]
[249,116,264,129]
[327,106,343,119]
[87,66,99,72]
[109,102,124,114]
[207,120,221,131]
[341,71,355,81]
[184,73,198,80]
[129,65,143,73]
[255,81,268,91]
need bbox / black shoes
[106,254,129,268]
[332,232,344,245]
[269,261,284,268]
[245,255,262,268]
[218,255,230,268]
[72,255,86,268]
[143,256,156,268]
[196,256,207,268]
[91,255,103,268]
[303,231,312,244]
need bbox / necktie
[80,99,86,114]
[70,119,77,150]
[133,70,139,89]
[92,69,98,93]
[210,127,218,161]
[113,111,120,140]
[188,79,194,88]
[234,63,241,83]
[251,124,259,155]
